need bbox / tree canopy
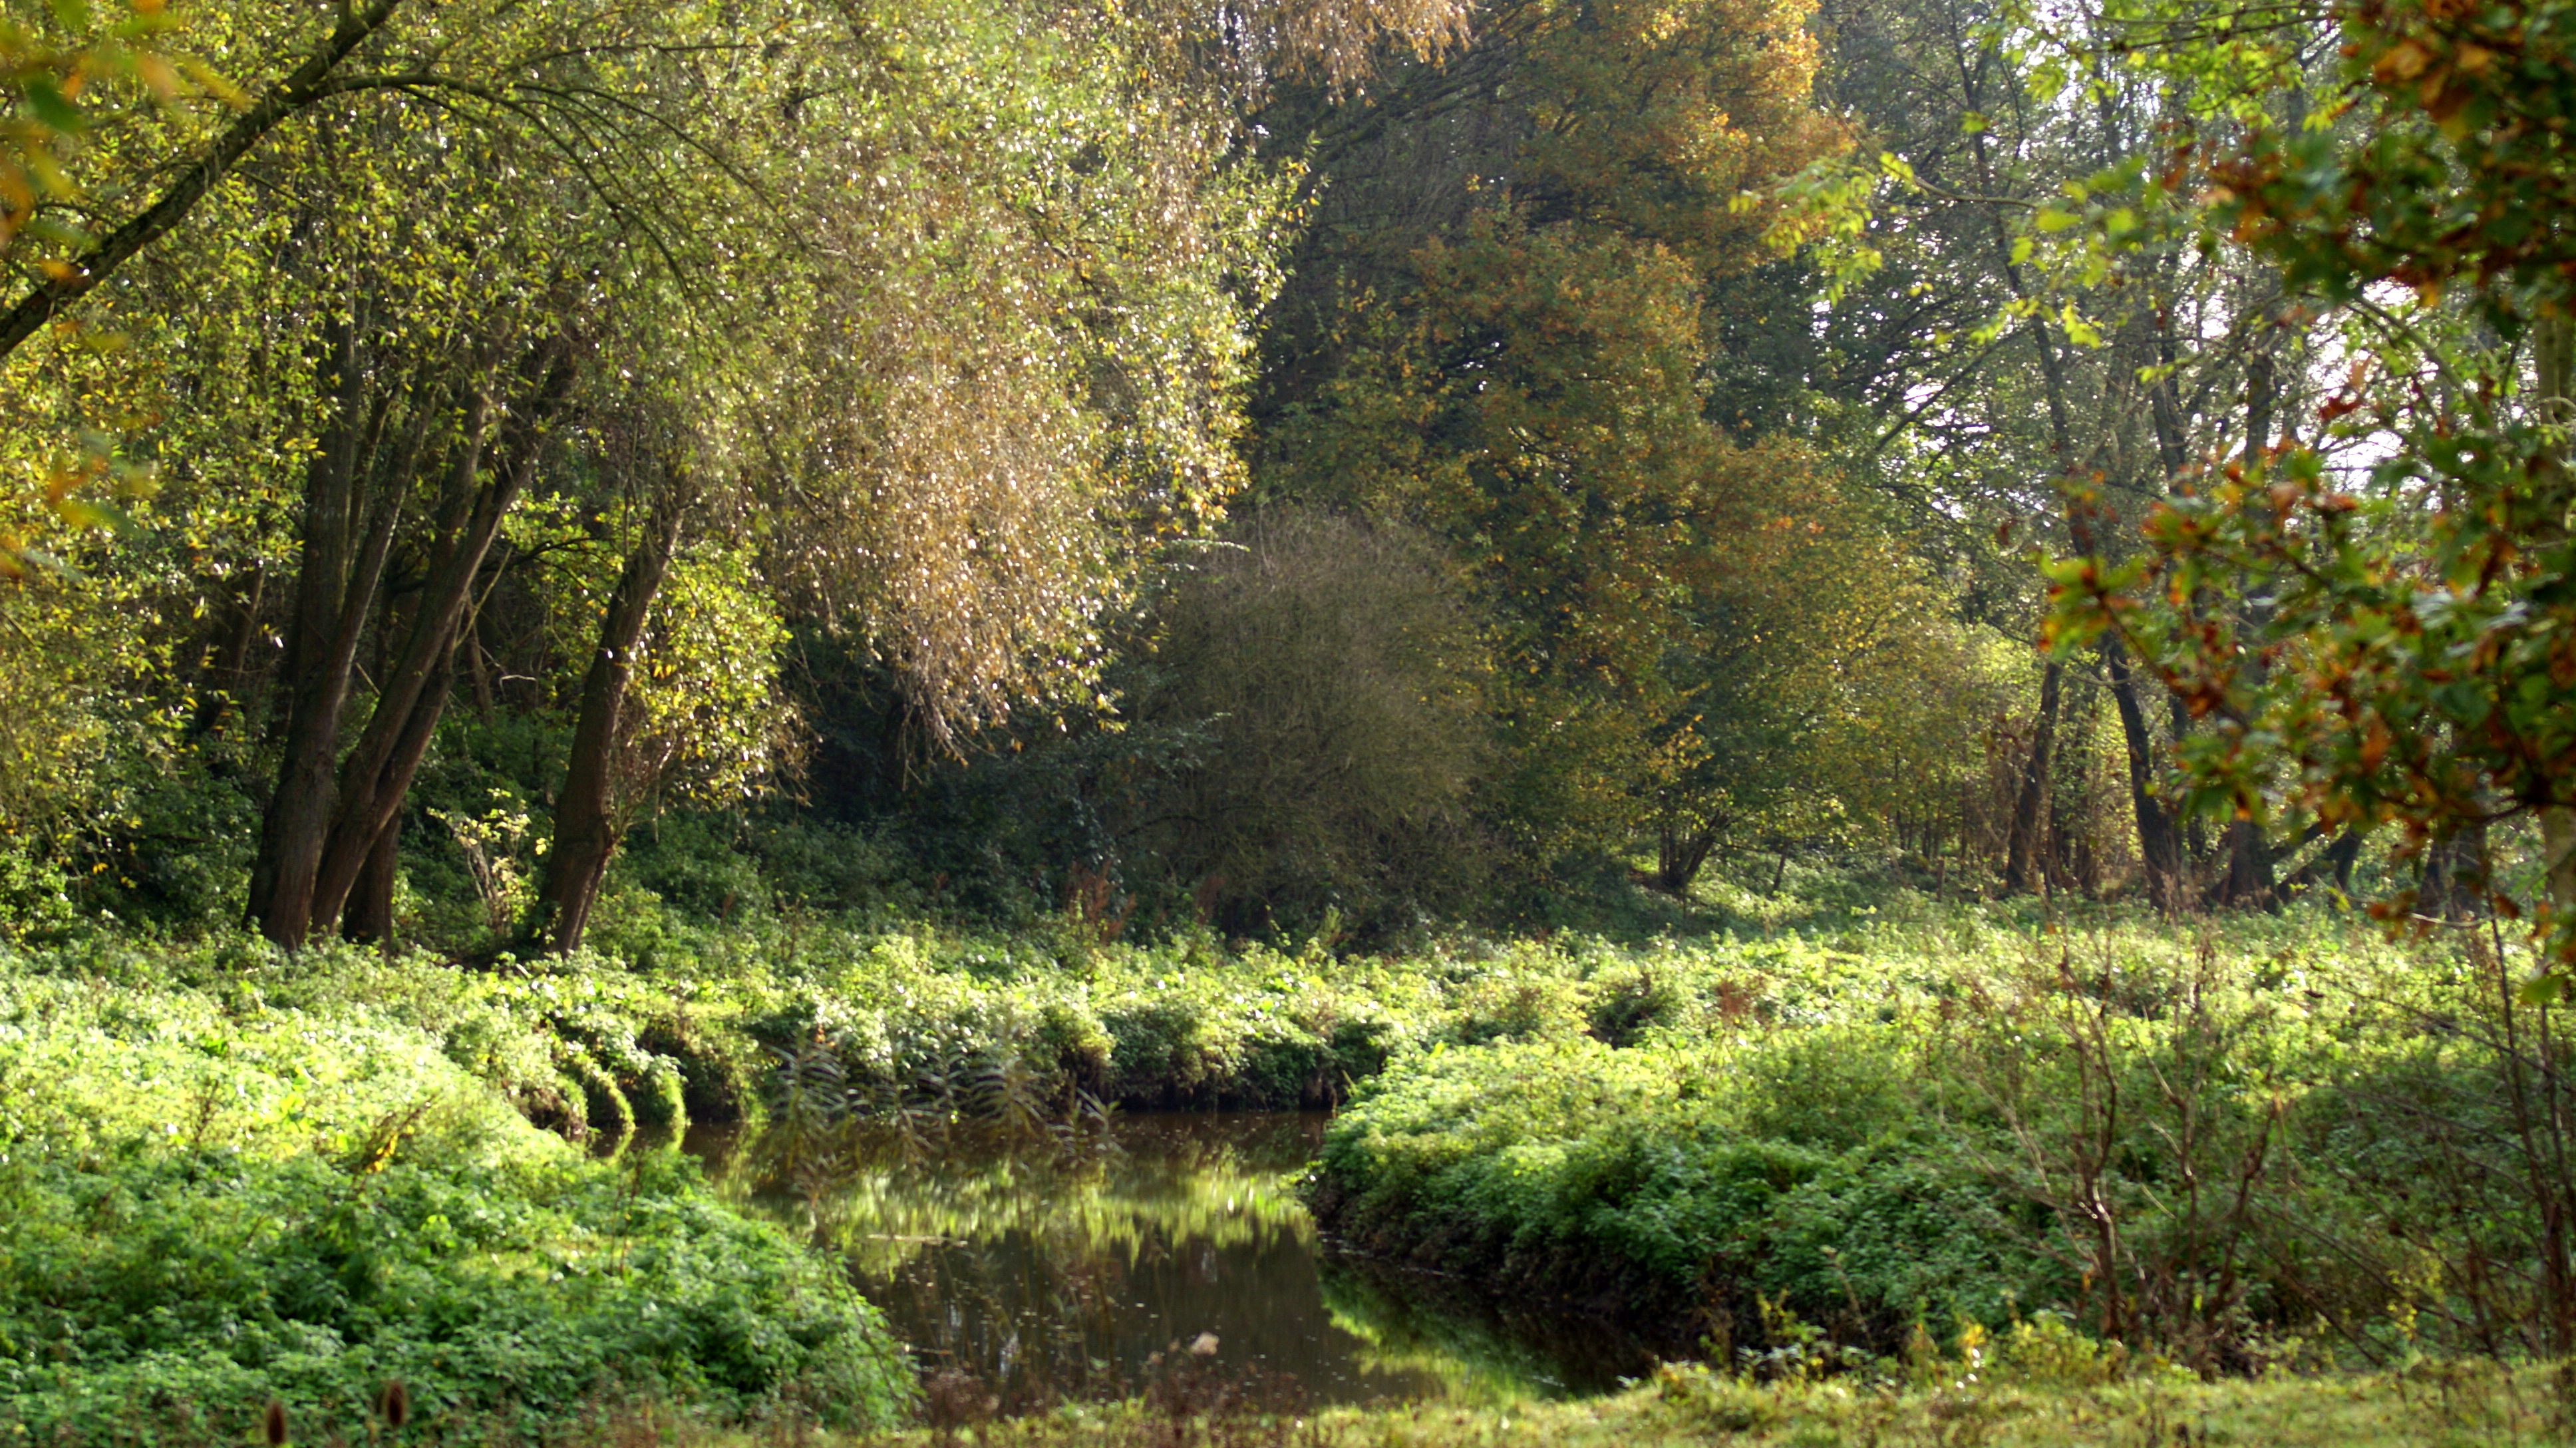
[0,0,2564,962]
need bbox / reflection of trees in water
[1315,1250,1660,1401]
[684,1111,1620,1413]
[817,1123,1316,1277]
[838,1116,1426,1411]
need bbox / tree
[0,0,402,366]
[1122,506,1491,930]
[1253,0,1851,865]
[0,0,1482,952]
[523,0,1380,950]
[1641,449,2009,893]
[1750,0,2381,904]
[2052,0,2576,960]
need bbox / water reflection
[687,1111,1655,1413]
[1319,1254,1660,1399]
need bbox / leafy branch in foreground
[2050,0,2576,972]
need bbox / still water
[685,1111,1659,1411]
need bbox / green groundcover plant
[4,895,2565,1443]
[1308,908,2576,1372]
[0,1147,912,1443]
[0,956,912,1444]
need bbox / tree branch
[0,0,412,364]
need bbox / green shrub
[0,838,80,946]
[1307,911,2533,1368]
[1116,506,1497,938]
[615,813,773,926]
[0,1143,911,1443]
[1735,1027,1908,1152]
[0,947,911,1443]
[746,818,920,916]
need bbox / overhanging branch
[0,0,412,364]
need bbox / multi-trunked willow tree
[0,0,1478,950]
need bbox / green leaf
[21,79,84,135]
[20,214,92,247]
[174,56,247,108]
[6,545,81,580]
[55,498,137,536]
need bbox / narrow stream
[683,1111,1661,1413]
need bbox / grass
[516,1355,2576,1447]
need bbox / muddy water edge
[677,1111,1661,1415]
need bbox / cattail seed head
[262,1398,289,1447]
[378,1379,409,1431]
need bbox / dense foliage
[1309,908,2576,1380]
[0,952,913,1442]
[0,0,2573,1433]
[2050,0,2576,968]
[0,0,2565,957]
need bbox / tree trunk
[537,503,684,954]
[2052,679,2100,896]
[308,346,571,934]
[2279,826,2363,897]
[1654,813,1728,896]
[2102,636,2181,910]
[1967,104,2079,902]
[343,816,401,948]
[246,332,569,948]
[2211,353,2283,912]
[2422,823,2490,921]
[2005,659,2062,895]
[465,616,497,715]
[2243,352,2277,472]
[2538,315,2576,956]
[247,323,370,948]
[2213,820,2276,909]
[247,341,442,946]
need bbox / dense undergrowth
[0,883,1907,1443]
[12,890,1997,1141]
[0,961,913,1443]
[6,880,2569,1443]
[1309,908,2576,1377]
